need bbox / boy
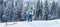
[28,5,34,22]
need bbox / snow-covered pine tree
[44,0,49,20]
[35,0,41,20]
[39,1,43,20]
[50,0,58,20]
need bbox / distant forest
[0,0,60,22]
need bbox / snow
[0,19,60,27]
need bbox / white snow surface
[0,19,60,27]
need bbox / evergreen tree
[44,0,49,20]
[35,0,40,20]
[0,0,3,22]
[40,1,43,19]
[0,0,3,5]
[50,0,58,20]
[17,0,23,21]
[51,0,56,15]
[57,6,60,17]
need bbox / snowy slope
[0,19,60,27]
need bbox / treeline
[0,0,60,22]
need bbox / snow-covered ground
[0,19,60,27]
